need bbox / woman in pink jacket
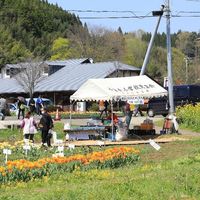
[21,111,37,143]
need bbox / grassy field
[1,136,200,200]
[0,122,65,143]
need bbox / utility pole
[184,57,189,84]
[165,0,174,114]
[140,5,164,75]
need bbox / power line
[1,7,200,19]
[172,15,200,17]
[66,9,200,19]
[175,11,200,13]
[79,15,200,19]
[79,16,155,19]
[67,9,153,19]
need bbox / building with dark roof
[0,59,140,105]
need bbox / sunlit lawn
[1,137,200,199]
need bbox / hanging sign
[127,98,144,105]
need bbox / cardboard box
[140,123,154,130]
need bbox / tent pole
[69,100,73,126]
[111,100,114,141]
[53,92,56,106]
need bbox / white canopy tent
[69,75,168,140]
[70,75,167,102]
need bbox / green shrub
[176,103,200,131]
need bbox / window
[6,69,10,76]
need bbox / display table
[64,126,105,140]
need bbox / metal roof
[5,58,89,69]
[35,62,140,92]
[0,78,25,94]
[5,62,46,69]
[45,58,90,66]
[0,61,140,94]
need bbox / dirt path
[64,136,188,147]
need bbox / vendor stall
[130,118,156,135]
[64,125,105,141]
[69,75,168,140]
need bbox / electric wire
[1,7,200,19]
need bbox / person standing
[99,100,109,118]
[17,99,26,119]
[36,95,43,115]
[39,108,54,147]
[106,110,119,124]
[0,97,6,120]
[124,102,133,129]
[29,97,36,114]
[20,111,37,143]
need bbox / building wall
[107,70,139,78]
[1,69,140,109]
[1,68,10,79]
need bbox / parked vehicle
[8,103,18,116]
[25,98,53,108]
[0,98,9,119]
[147,84,200,117]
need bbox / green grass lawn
[0,122,65,143]
[1,137,200,200]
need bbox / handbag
[48,129,53,138]
[38,123,43,128]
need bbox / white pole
[111,101,114,141]
[5,154,7,164]
[140,6,164,75]
[69,101,72,126]
[166,0,175,114]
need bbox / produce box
[140,123,154,130]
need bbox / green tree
[0,0,83,67]
[123,34,146,67]
[50,37,72,60]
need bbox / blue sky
[47,0,200,33]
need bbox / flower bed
[176,103,200,131]
[49,111,124,119]
[50,111,100,119]
[0,147,140,184]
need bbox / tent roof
[70,75,168,101]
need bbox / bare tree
[14,60,47,98]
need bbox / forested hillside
[0,0,200,85]
[0,0,83,65]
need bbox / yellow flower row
[0,140,34,150]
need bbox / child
[21,111,37,143]
[106,110,119,124]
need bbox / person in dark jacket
[124,102,133,129]
[17,99,26,120]
[0,97,6,120]
[36,95,43,115]
[29,98,36,114]
[100,100,109,118]
[39,107,53,147]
